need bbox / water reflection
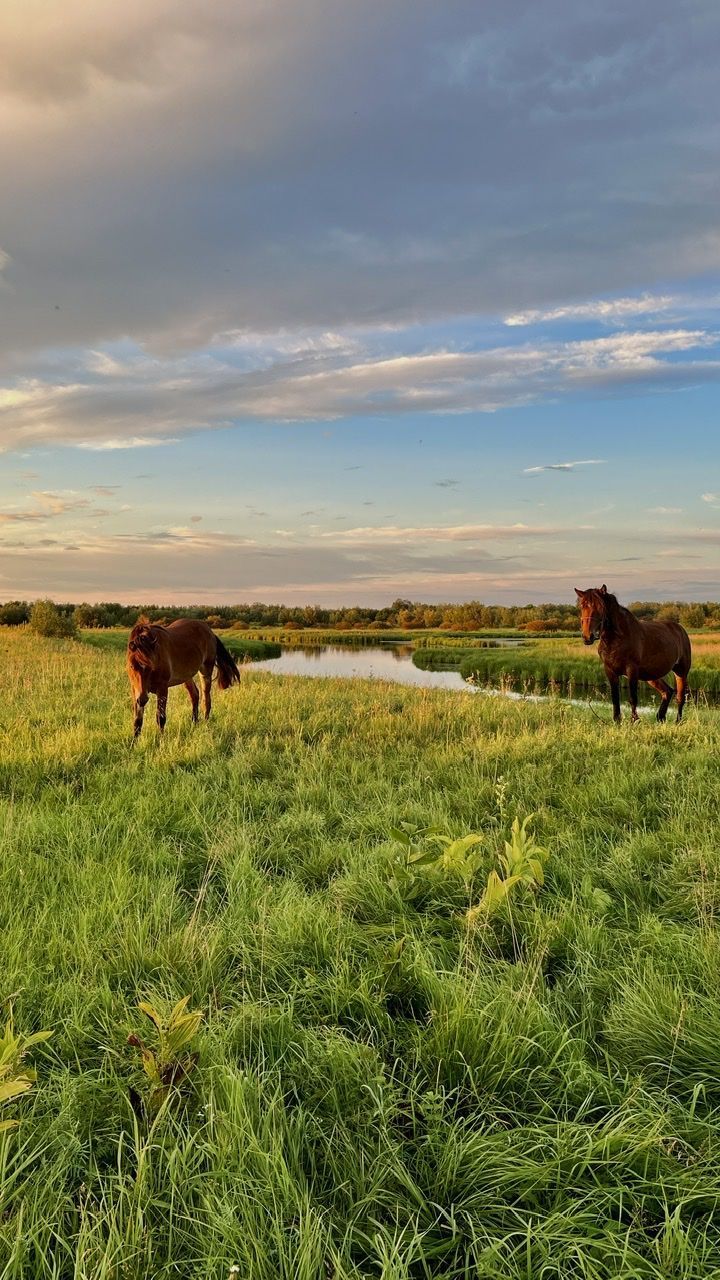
[247,641,686,716]
[249,643,471,690]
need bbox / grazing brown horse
[575,585,691,723]
[127,618,241,738]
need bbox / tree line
[2,597,719,632]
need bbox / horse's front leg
[133,692,148,739]
[606,670,621,723]
[156,685,169,734]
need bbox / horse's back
[641,619,691,674]
[166,618,216,646]
[163,619,217,679]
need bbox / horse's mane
[582,588,636,636]
[128,617,159,667]
[591,588,621,612]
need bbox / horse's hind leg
[201,659,213,720]
[184,679,200,724]
[674,671,689,723]
[627,669,640,722]
[647,678,674,722]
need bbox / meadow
[1,628,720,1277]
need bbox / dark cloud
[1,1,719,362]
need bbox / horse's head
[574,585,609,645]
[128,619,158,663]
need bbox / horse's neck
[603,601,638,639]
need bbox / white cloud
[523,459,606,474]
[647,505,682,514]
[74,436,180,451]
[701,492,720,507]
[505,294,675,326]
[322,522,576,544]
[1,328,717,453]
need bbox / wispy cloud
[701,492,720,507]
[647,505,682,514]
[74,437,180,451]
[323,522,574,544]
[523,459,606,475]
[505,295,675,326]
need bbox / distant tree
[678,604,705,629]
[0,600,29,626]
[73,602,111,628]
[30,599,77,639]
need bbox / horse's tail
[215,635,241,689]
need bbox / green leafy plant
[387,822,444,889]
[0,1015,53,1133]
[127,997,203,1118]
[466,814,548,925]
[389,823,485,892]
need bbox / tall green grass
[457,648,720,700]
[0,629,719,1276]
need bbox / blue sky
[1,1,720,603]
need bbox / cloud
[1,329,717,453]
[504,294,677,326]
[74,436,180,451]
[1,2,720,362]
[322,522,574,544]
[646,505,682,514]
[0,489,90,523]
[701,492,720,506]
[31,490,90,515]
[523,459,607,474]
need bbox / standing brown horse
[575,585,691,723]
[127,618,241,738]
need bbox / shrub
[0,601,30,626]
[30,599,77,639]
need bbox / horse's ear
[574,587,583,598]
[600,584,607,595]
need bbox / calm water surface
[247,641,658,714]
[249,643,471,690]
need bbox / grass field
[1,628,720,1277]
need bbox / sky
[2,0,720,605]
